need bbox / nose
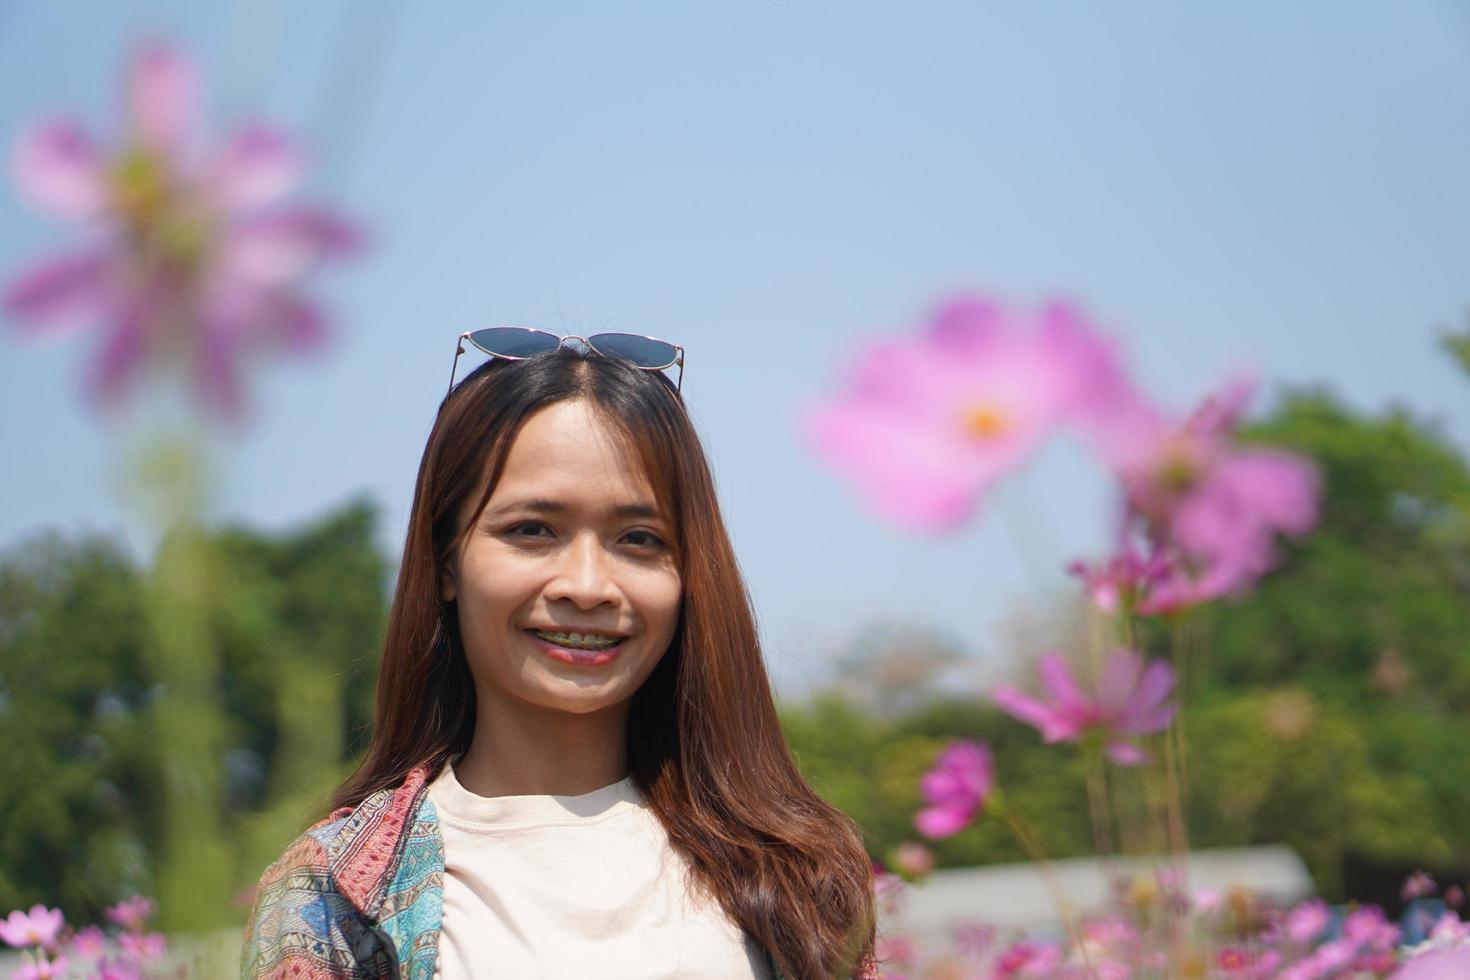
[544,530,621,610]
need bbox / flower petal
[221,207,363,286]
[992,684,1080,743]
[1036,653,1084,705]
[3,250,109,336]
[85,305,150,409]
[1105,740,1149,766]
[206,123,302,212]
[10,120,108,219]
[802,398,990,532]
[126,40,196,153]
[915,803,974,839]
[194,321,245,422]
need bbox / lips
[523,629,627,667]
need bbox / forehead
[487,399,659,511]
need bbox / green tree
[0,498,389,925]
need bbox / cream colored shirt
[428,763,773,980]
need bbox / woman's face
[443,398,682,721]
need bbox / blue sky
[2,1,1468,695]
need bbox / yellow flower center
[112,150,169,226]
[962,404,1007,441]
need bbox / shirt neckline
[428,761,645,829]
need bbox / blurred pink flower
[914,740,994,838]
[1083,377,1319,614]
[1343,904,1401,952]
[104,896,154,934]
[117,931,166,962]
[874,934,917,970]
[13,952,68,980]
[1403,870,1438,902]
[1066,542,1173,615]
[803,296,1130,532]
[991,649,1177,765]
[71,924,107,959]
[1391,945,1470,980]
[1430,911,1470,943]
[993,939,1064,977]
[93,959,144,980]
[1283,898,1332,945]
[890,842,935,881]
[0,905,64,948]
[4,38,361,421]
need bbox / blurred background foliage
[0,499,386,927]
[1,387,1467,923]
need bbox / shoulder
[240,813,394,979]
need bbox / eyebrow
[487,498,664,521]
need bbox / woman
[241,332,877,979]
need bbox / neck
[454,691,630,798]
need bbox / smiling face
[441,398,683,723]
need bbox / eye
[505,521,553,539]
[622,529,667,550]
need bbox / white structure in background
[884,845,1314,946]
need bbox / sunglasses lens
[469,327,561,358]
[588,333,678,369]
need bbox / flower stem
[994,805,1099,980]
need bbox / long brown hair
[329,350,875,978]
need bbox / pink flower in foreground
[117,930,167,962]
[804,296,1130,532]
[1082,377,1319,614]
[992,649,1176,765]
[105,895,154,933]
[72,924,107,959]
[1430,911,1470,943]
[0,905,64,948]
[993,940,1064,977]
[93,959,144,980]
[914,740,994,838]
[1392,945,1470,980]
[13,952,68,980]
[1283,898,1332,945]
[4,39,361,421]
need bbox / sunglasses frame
[446,327,686,398]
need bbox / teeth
[531,630,623,651]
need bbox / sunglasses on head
[446,327,686,397]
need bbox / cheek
[635,570,684,639]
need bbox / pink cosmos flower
[1066,542,1174,615]
[991,649,1177,765]
[992,940,1064,977]
[890,842,935,881]
[1403,870,1438,901]
[1343,904,1401,952]
[914,740,995,838]
[1430,911,1470,943]
[1391,945,1470,980]
[72,924,107,959]
[0,905,64,948]
[803,296,1130,532]
[93,959,144,980]
[4,39,361,421]
[12,952,68,980]
[1081,377,1319,614]
[117,930,166,962]
[104,896,154,934]
[874,934,917,968]
[1283,898,1332,945]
